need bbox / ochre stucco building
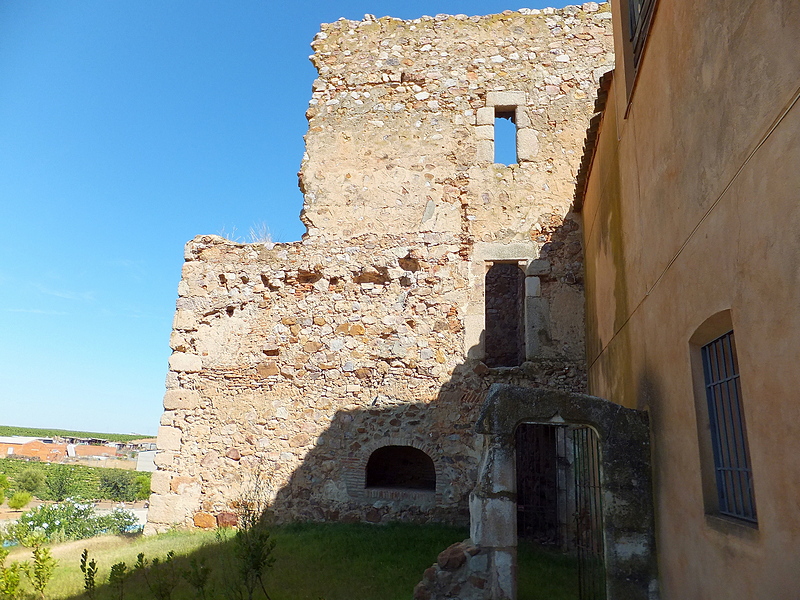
[579,0,800,597]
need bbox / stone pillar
[469,434,517,600]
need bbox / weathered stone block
[173,310,197,331]
[486,90,526,108]
[516,128,539,161]
[475,140,493,163]
[525,276,541,297]
[168,352,202,373]
[526,259,551,276]
[163,388,201,410]
[150,470,172,495]
[437,543,467,570]
[193,512,216,529]
[147,494,185,525]
[476,107,495,125]
[475,125,494,141]
[157,426,182,452]
[257,361,279,377]
[216,512,238,527]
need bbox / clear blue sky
[0,0,571,435]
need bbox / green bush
[0,474,9,500]
[7,501,140,543]
[99,470,138,502]
[16,468,45,495]
[7,491,32,510]
[135,474,152,501]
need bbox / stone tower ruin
[146,4,614,534]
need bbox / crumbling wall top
[299,4,614,241]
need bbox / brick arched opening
[365,445,436,491]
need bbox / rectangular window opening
[494,108,517,165]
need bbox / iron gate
[516,423,606,599]
[573,425,606,600]
[515,423,568,547]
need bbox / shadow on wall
[255,213,589,526]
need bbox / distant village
[0,435,157,472]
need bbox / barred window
[629,0,657,66]
[701,331,757,522]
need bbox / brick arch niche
[345,437,442,509]
[366,445,436,491]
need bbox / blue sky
[0,0,571,435]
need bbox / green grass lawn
[5,523,578,600]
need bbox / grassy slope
[5,524,577,600]
[0,425,150,442]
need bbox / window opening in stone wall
[701,331,757,523]
[365,446,436,491]
[484,262,525,367]
[494,108,517,164]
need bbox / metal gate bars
[515,423,606,599]
[573,425,606,600]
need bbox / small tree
[23,536,57,600]
[7,492,32,511]
[81,549,98,600]
[0,546,25,600]
[16,468,45,496]
[99,470,138,502]
[45,465,77,501]
[109,562,128,600]
[222,469,275,600]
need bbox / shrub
[16,468,45,495]
[99,470,138,502]
[7,492,32,511]
[7,501,140,543]
[0,474,9,499]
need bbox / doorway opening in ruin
[365,445,436,491]
[515,423,606,598]
[485,262,525,367]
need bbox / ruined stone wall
[147,4,613,533]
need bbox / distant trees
[99,470,138,502]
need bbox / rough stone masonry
[146,3,613,534]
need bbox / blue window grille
[629,0,657,66]
[701,331,757,523]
